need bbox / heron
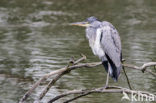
[71,16,124,88]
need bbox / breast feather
[91,28,104,58]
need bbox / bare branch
[141,62,156,72]
[38,72,64,100]
[38,55,86,101]
[123,62,156,76]
[73,54,86,65]
[19,55,86,103]
[63,92,91,103]
[19,54,156,103]
[48,86,156,103]
[122,66,132,89]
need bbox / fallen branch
[38,54,86,101]
[19,55,156,103]
[19,55,86,103]
[123,63,156,76]
[48,86,156,103]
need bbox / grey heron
[71,16,123,87]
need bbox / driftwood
[19,55,156,103]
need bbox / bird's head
[70,16,98,27]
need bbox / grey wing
[100,22,122,68]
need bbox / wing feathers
[100,22,122,80]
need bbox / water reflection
[0,0,155,103]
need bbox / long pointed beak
[70,22,90,27]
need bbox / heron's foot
[104,85,109,89]
[101,85,109,90]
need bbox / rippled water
[0,0,155,103]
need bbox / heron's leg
[103,68,109,89]
[105,71,109,88]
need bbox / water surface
[0,0,155,103]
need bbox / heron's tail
[102,60,122,82]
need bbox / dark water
[0,0,155,103]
